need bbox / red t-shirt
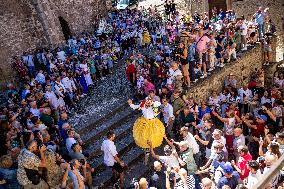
[126,64,136,80]
[238,153,252,180]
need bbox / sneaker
[193,79,198,83]
[200,74,205,79]
[241,47,247,51]
[208,68,214,72]
[219,63,225,68]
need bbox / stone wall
[0,0,47,83]
[232,0,284,62]
[176,0,208,14]
[188,44,263,101]
[264,60,284,87]
[0,0,108,83]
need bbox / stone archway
[58,16,71,41]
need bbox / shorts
[198,52,207,63]
[182,64,189,76]
[111,162,123,173]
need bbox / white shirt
[57,51,66,61]
[61,77,76,92]
[261,96,272,105]
[184,132,199,154]
[238,88,252,104]
[101,139,118,166]
[35,72,46,84]
[240,22,248,36]
[233,134,245,149]
[54,82,66,97]
[246,170,261,189]
[22,55,34,67]
[45,91,60,109]
[159,154,180,169]
[30,108,40,117]
[211,137,227,153]
[66,137,77,153]
[162,103,174,124]
[130,102,161,120]
[167,68,183,85]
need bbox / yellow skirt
[133,117,165,149]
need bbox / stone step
[83,113,139,161]
[124,159,154,187]
[81,106,137,143]
[93,146,145,188]
[76,102,130,136]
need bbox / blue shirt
[217,173,239,189]
[198,106,211,119]
[255,12,264,25]
[188,44,196,61]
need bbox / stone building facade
[0,0,110,83]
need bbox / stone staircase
[69,59,155,188]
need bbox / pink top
[144,82,156,95]
[195,35,210,53]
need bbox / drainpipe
[30,0,53,47]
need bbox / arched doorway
[208,0,227,18]
[58,16,71,41]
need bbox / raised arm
[128,99,140,110]
[241,117,257,129]
[147,141,160,160]
[212,111,228,123]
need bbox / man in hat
[217,162,239,189]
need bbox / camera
[79,159,85,165]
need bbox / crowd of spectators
[107,4,283,189]
[0,1,280,189]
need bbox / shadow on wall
[58,16,71,41]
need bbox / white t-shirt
[246,170,261,189]
[57,51,66,62]
[101,139,118,166]
[159,154,180,169]
[45,91,60,110]
[184,133,199,154]
[162,103,175,124]
[241,23,248,36]
[167,68,183,85]
[238,88,252,104]
[30,108,40,117]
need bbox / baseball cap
[220,162,233,174]
[257,115,267,122]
